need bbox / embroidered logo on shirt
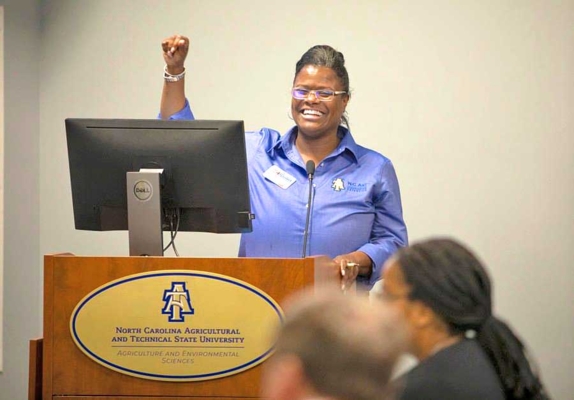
[332,178,345,191]
[346,182,367,192]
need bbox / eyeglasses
[291,87,347,102]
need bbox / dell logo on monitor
[133,180,153,201]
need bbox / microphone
[305,159,316,178]
[302,160,316,258]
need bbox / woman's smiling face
[291,65,349,141]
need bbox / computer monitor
[65,118,253,255]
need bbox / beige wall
[0,5,4,372]
[1,0,41,398]
[2,1,573,399]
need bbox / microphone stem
[302,176,314,258]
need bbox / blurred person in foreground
[380,238,549,400]
[261,289,407,400]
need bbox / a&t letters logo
[162,282,194,322]
[332,178,345,191]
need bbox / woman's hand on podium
[334,251,373,292]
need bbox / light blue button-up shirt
[166,100,408,287]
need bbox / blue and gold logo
[162,282,194,322]
[70,270,283,381]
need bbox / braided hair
[394,238,549,400]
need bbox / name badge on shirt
[263,165,297,189]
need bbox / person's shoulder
[398,366,444,400]
[246,127,282,139]
[356,143,392,164]
[401,340,505,400]
[344,131,393,166]
[400,360,471,400]
[350,142,395,176]
[244,127,284,152]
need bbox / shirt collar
[269,126,360,163]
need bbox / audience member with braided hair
[380,238,549,400]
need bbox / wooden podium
[31,254,336,400]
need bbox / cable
[162,208,181,256]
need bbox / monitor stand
[126,171,163,256]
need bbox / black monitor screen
[65,118,253,234]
